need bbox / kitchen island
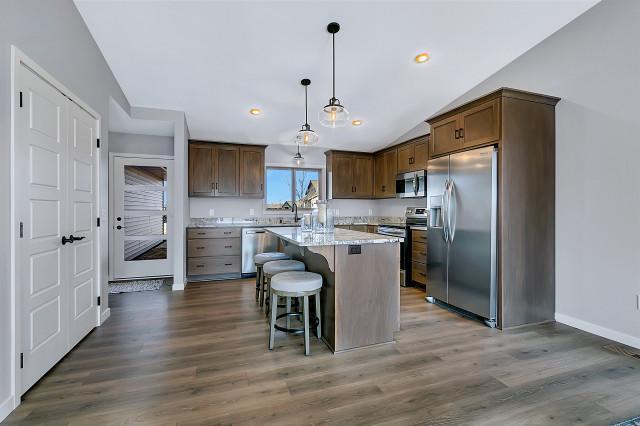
[265,226,402,353]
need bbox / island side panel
[334,242,400,352]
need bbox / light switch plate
[209,209,215,217]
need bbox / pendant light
[293,143,304,166]
[295,79,319,145]
[319,22,349,128]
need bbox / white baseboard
[100,308,111,325]
[172,282,185,291]
[0,395,16,423]
[555,313,640,349]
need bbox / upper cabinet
[326,151,373,199]
[374,148,397,198]
[397,135,429,174]
[428,98,501,158]
[188,141,265,198]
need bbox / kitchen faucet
[291,203,299,223]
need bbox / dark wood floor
[4,280,639,425]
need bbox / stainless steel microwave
[396,170,426,198]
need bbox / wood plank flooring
[4,279,639,425]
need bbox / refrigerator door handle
[448,180,457,242]
[442,180,450,243]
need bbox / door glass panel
[123,190,168,211]
[124,215,167,236]
[124,239,167,261]
[124,165,167,187]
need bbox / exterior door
[16,64,99,393]
[426,155,449,302]
[447,147,497,319]
[113,156,173,279]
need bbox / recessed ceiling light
[352,120,363,126]
[249,108,262,116]
[414,53,430,63]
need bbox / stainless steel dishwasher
[241,228,279,275]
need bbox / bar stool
[269,271,322,356]
[262,259,305,317]
[254,252,290,306]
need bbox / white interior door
[16,63,99,393]
[113,156,173,279]
[67,102,99,348]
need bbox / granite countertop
[189,216,406,228]
[265,226,403,247]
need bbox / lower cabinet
[187,227,241,279]
[411,229,427,285]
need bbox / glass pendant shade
[293,144,304,166]
[296,127,319,145]
[319,99,349,128]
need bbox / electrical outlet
[209,209,215,217]
[249,208,255,216]
[368,209,373,216]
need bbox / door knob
[116,225,122,230]
[61,234,86,245]
[116,217,122,221]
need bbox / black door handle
[116,225,122,230]
[116,217,122,221]
[61,234,86,245]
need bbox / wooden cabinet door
[240,147,264,197]
[189,143,214,196]
[460,98,501,148]
[374,152,385,198]
[397,144,414,174]
[431,115,462,157]
[214,146,239,196]
[331,154,354,198]
[352,156,373,198]
[383,149,397,198]
[413,137,428,170]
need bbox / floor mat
[108,278,170,293]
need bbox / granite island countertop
[189,216,406,228]
[265,226,402,247]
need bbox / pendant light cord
[304,84,308,126]
[332,33,336,99]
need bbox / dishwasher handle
[244,229,266,235]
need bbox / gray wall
[109,132,174,156]
[0,0,130,416]
[404,0,640,347]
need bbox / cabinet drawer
[411,261,427,285]
[412,229,427,244]
[412,241,427,264]
[187,256,241,276]
[187,238,241,257]
[187,227,241,239]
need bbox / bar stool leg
[286,297,291,329]
[259,272,266,307]
[269,292,278,350]
[255,266,261,302]
[303,295,310,356]
[265,276,272,316]
[315,292,322,339]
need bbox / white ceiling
[76,0,598,152]
[109,98,174,136]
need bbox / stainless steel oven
[377,224,408,286]
[396,170,426,198]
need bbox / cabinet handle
[224,263,232,266]
[196,264,205,268]
[224,245,232,248]
[454,129,459,139]
[196,246,205,249]
[260,183,263,191]
[197,232,206,235]
[459,128,464,138]
[223,231,232,235]
[382,185,385,192]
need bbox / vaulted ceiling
[76,0,598,151]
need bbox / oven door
[396,171,426,198]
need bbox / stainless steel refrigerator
[426,146,498,326]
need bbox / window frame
[265,166,322,212]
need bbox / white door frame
[10,46,102,410]
[109,152,174,280]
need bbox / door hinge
[96,138,100,148]
[20,353,24,369]
[19,91,23,108]
[97,296,101,306]
[96,217,100,227]
[19,222,23,238]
